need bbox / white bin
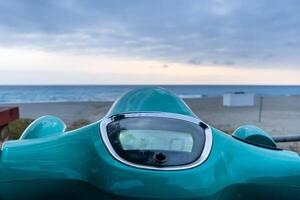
[223,92,254,107]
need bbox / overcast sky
[0,0,300,84]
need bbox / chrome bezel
[100,112,213,171]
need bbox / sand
[4,96,299,134]
[10,101,113,124]
[186,96,300,135]
[2,95,300,151]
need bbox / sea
[0,85,300,104]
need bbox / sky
[0,0,300,85]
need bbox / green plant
[8,118,34,140]
[67,119,91,131]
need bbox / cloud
[188,58,202,65]
[213,60,235,66]
[0,0,300,69]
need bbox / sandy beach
[2,95,300,151]
[3,95,299,134]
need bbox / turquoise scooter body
[0,87,300,200]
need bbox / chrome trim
[100,112,213,171]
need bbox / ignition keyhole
[154,152,168,164]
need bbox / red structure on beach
[0,107,19,145]
[0,107,19,127]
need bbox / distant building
[223,92,255,107]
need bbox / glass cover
[106,115,206,167]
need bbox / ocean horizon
[0,85,300,104]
